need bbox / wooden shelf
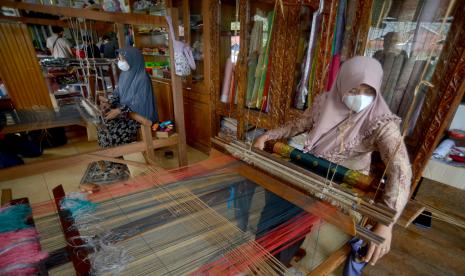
[243,109,272,130]
[142,53,169,57]
[216,102,238,119]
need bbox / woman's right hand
[253,134,268,150]
[99,96,110,111]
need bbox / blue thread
[0,204,32,233]
[227,186,235,209]
[60,193,98,220]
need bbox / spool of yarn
[0,204,32,233]
[0,228,48,275]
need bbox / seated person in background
[80,47,158,191]
[100,34,119,59]
[254,56,412,270]
[46,26,73,58]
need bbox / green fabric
[256,10,275,109]
[246,53,259,107]
[307,35,320,108]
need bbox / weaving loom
[24,141,393,275]
[35,168,317,274]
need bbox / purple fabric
[343,237,368,276]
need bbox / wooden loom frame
[0,0,188,168]
[0,1,376,274]
[0,1,428,274]
[44,148,356,276]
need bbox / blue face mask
[117,60,130,71]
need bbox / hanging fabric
[165,16,196,77]
[325,0,347,91]
[220,57,234,103]
[246,10,265,108]
[256,10,275,109]
[294,0,324,109]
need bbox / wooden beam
[140,124,157,165]
[167,7,188,167]
[1,189,12,205]
[235,164,357,237]
[0,15,113,32]
[116,23,126,49]
[307,244,351,276]
[0,15,67,27]
[0,134,178,181]
[397,200,425,228]
[0,0,167,27]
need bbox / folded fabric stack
[246,128,266,143]
[432,138,465,167]
[288,133,308,151]
[219,117,237,139]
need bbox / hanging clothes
[326,0,347,91]
[220,57,235,103]
[294,0,324,109]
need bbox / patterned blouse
[97,95,139,148]
[266,117,412,222]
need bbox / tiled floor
[0,139,209,204]
[0,138,349,274]
[4,139,462,275]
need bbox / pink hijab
[304,56,400,156]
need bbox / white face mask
[117,60,130,71]
[343,95,374,113]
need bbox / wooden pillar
[116,23,126,49]
[410,0,465,193]
[167,7,188,166]
[0,22,52,109]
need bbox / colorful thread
[0,204,32,233]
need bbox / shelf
[142,53,169,57]
[216,102,237,119]
[243,109,272,130]
[151,76,171,83]
[137,31,166,36]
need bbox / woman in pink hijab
[254,56,411,266]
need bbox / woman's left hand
[364,223,392,265]
[105,108,121,120]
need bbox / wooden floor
[365,179,465,276]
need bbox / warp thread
[61,193,133,274]
[0,204,32,233]
[60,192,99,220]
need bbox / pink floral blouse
[266,117,412,222]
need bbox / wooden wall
[0,22,51,109]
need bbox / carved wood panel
[340,0,359,61]
[235,0,250,140]
[209,0,221,141]
[354,0,373,56]
[410,0,465,192]
[268,3,287,128]
[280,5,302,125]
[313,0,338,101]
